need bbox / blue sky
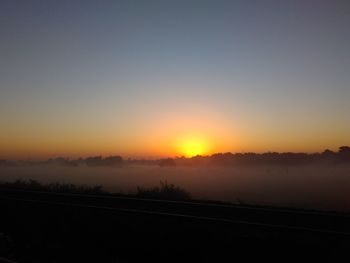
[1,0,349,158]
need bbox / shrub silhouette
[136,181,191,200]
[338,146,350,162]
[0,179,105,195]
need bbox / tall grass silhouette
[136,180,191,200]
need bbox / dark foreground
[0,189,350,262]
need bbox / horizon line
[1,146,348,161]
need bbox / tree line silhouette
[0,155,123,167]
[169,146,350,167]
[0,146,349,167]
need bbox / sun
[175,135,210,157]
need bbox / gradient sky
[1,0,349,159]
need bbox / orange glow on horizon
[174,135,211,157]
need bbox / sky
[1,0,349,159]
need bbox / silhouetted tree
[103,156,123,166]
[85,156,123,166]
[338,146,350,162]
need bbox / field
[1,164,350,212]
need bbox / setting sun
[176,135,210,157]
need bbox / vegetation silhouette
[136,180,191,200]
[1,146,350,167]
[0,179,106,195]
[0,179,191,201]
[173,146,350,166]
[85,156,123,167]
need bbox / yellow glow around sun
[175,135,210,157]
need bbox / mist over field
[1,164,349,212]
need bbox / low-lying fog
[1,164,350,212]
